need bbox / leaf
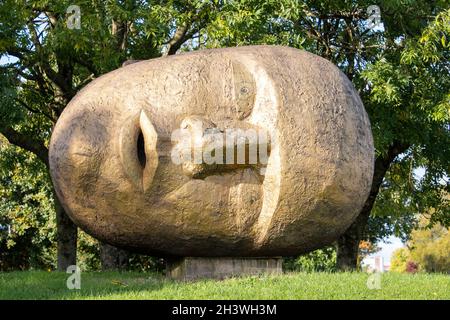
[111,280,128,287]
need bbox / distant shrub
[406,261,419,273]
[390,248,410,273]
[284,247,336,272]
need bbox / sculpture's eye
[231,60,255,119]
[240,86,249,95]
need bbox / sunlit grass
[0,271,448,300]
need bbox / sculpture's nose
[174,116,271,179]
[119,110,158,192]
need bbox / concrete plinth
[166,257,283,281]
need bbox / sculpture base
[166,257,282,281]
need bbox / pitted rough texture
[49,45,374,256]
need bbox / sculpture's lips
[119,110,158,192]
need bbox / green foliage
[0,139,56,270]
[390,247,410,273]
[76,230,101,271]
[126,254,165,273]
[284,247,336,272]
[0,139,107,271]
[390,219,450,273]
[0,69,23,127]
[409,222,450,273]
[204,0,306,49]
[360,9,450,243]
[361,10,449,153]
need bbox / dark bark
[112,20,130,51]
[100,243,130,270]
[336,141,409,270]
[336,213,368,270]
[166,24,190,55]
[165,13,211,56]
[54,196,77,271]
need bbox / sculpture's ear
[231,60,256,120]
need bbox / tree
[390,247,410,273]
[0,0,221,270]
[357,8,450,266]
[409,221,450,273]
[1,1,448,271]
[390,218,450,273]
[358,240,380,266]
[0,136,56,270]
[203,0,449,269]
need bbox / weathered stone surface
[167,257,282,281]
[49,45,374,257]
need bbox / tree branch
[0,127,49,167]
[15,98,55,122]
[112,20,131,52]
[165,23,191,55]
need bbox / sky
[365,236,405,265]
[0,55,17,65]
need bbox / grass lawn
[0,271,448,300]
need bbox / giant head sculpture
[49,46,374,257]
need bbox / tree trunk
[54,196,77,271]
[100,243,130,270]
[336,212,370,270]
[336,141,409,270]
